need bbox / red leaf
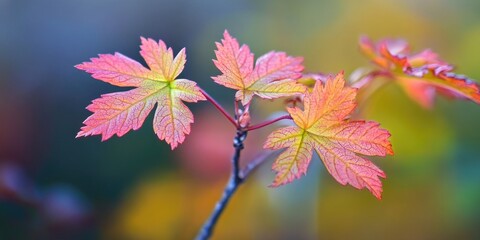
[213,30,306,105]
[264,72,393,199]
[360,36,480,108]
[76,38,205,149]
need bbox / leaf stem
[351,70,392,89]
[196,130,247,240]
[245,115,292,131]
[353,70,393,111]
[199,88,238,128]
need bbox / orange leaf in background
[213,30,307,105]
[264,72,393,199]
[359,36,480,108]
[76,38,205,149]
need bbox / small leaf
[76,38,206,149]
[213,30,306,105]
[264,72,393,199]
[360,36,480,108]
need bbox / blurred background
[1,0,480,239]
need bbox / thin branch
[199,88,237,127]
[351,70,392,89]
[240,150,279,179]
[195,174,240,240]
[196,130,247,240]
[245,115,292,131]
[232,130,246,183]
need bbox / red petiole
[199,88,238,128]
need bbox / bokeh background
[1,0,480,239]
